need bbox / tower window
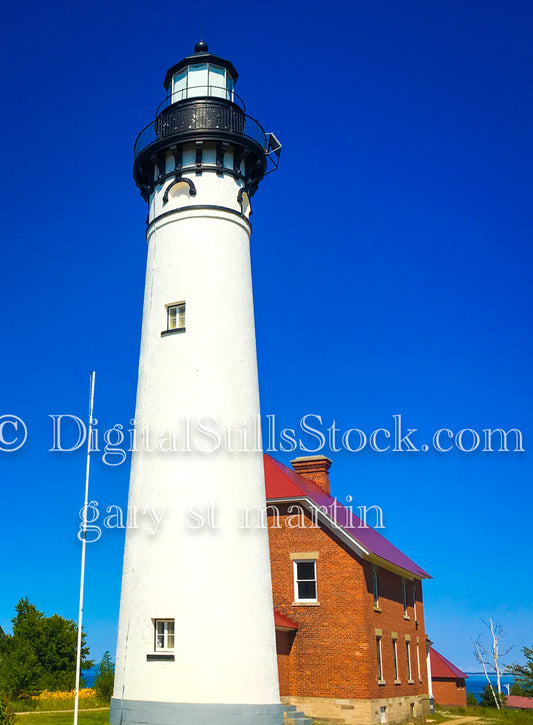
[162,302,186,336]
[293,560,317,602]
[154,619,175,651]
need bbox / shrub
[479,684,506,707]
[0,695,15,725]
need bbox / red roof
[507,696,533,710]
[264,454,429,579]
[274,609,298,630]
[429,647,467,679]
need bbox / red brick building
[429,648,467,706]
[264,454,432,725]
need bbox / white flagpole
[74,371,96,725]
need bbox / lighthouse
[110,42,283,725]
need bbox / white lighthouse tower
[110,42,283,725]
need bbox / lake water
[82,666,97,687]
[465,673,515,701]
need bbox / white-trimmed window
[406,640,412,681]
[376,635,384,681]
[154,619,175,651]
[167,302,186,331]
[372,569,379,608]
[416,642,421,680]
[293,560,317,602]
[413,583,417,621]
[392,637,399,681]
[402,580,408,617]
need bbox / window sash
[372,570,379,607]
[294,560,317,601]
[172,70,187,103]
[154,619,175,651]
[208,64,226,99]
[392,639,399,680]
[188,64,208,97]
[376,636,383,680]
[168,303,185,330]
[406,641,412,680]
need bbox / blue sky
[0,0,531,674]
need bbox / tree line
[0,598,114,700]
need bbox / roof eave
[365,552,431,581]
[268,495,369,562]
[267,494,430,580]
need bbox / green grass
[426,710,459,724]
[13,699,107,713]
[435,704,533,725]
[11,704,533,725]
[15,711,109,725]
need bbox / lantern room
[133,41,281,204]
[163,40,238,104]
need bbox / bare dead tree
[473,618,513,709]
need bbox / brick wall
[363,565,429,702]
[433,678,467,706]
[275,629,294,696]
[269,503,369,699]
[267,503,429,707]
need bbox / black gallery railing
[134,96,268,161]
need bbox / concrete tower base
[110,698,285,724]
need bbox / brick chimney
[290,455,332,495]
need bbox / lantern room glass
[172,63,235,103]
